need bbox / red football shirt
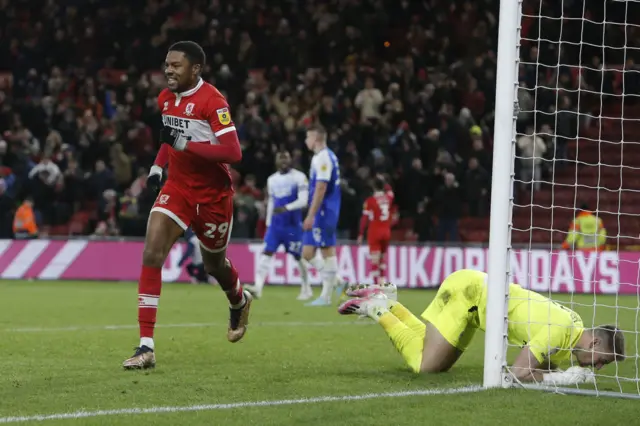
[157,79,236,195]
[362,191,394,234]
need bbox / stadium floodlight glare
[485,0,639,398]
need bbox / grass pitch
[0,280,639,425]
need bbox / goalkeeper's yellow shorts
[420,270,482,351]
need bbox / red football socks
[213,259,245,307]
[138,266,162,339]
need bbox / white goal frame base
[518,384,640,400]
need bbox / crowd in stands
[0,0,634,242]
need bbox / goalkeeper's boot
[244,284,262,299]
[122,345,156,370]
[227,290,253,343]
[347,282,398,301]
[338,292,389,318]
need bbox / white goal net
[484,0,639,398]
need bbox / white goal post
[484,0,639,398]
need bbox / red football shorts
[151,180,234,253]
[368,231,390,254]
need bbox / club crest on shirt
[184,103,195,116]
[217,107,231,125]
[163,101,169,112]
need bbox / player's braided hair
[594,325,625,361]
[169,41,206,68]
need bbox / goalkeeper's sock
[254,254,272,293]
[319,255,338,301]
[389,301,426,336]
[138,265,162,349]
[373,307,424,373]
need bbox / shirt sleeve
[313,150,333,182]
[284,172,309,211]
[527,308,579,364]
[185,95,241,163]
[207,96,236,139]
[156,93,166,111]
[265,178,273,227]
[362,198,373,220]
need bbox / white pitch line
[0,385,484,424]
[2,321,374,333]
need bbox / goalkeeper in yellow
[339,269,625,385]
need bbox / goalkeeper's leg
[339,296,463,373]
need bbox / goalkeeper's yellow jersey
[471,271,585,364]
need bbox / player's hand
[565,366,596,384]
[303,216,314,231]
[357,236,363,245]
[160,126,190,151]
[273,206,288,214]
[147,165,163,194]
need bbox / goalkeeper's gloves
[147,165,163,194]
[542,366,596,386]
[160,126,191,151]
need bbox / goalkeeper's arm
[510,347,549,383]
[510,347,593,386]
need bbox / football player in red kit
[358,178,395,285]
[123,41,251,369]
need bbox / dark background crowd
[0,0,637,242]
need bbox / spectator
[562,204,607,252]
[0,178,14,237]
[516,125,547,192]
[87,160,116,200]
[28,155,61,186]
[93,189,119,237]
[13,197,38,239]
[465,157,490,217]
[61,159,83,209]
[434,172,462,242]
[110,143,132,191]
[354,77,384,123]
[129,167,149,199]
[413,200,434,242]
[469,127,492,172]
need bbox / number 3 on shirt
[379,203,390,221]
[203,222,229,238]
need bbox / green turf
[0,281,639,425]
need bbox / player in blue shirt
[245,151,310,299]
[178,227,208,284]
[302,124,345,306]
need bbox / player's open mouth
[167,77,177,84]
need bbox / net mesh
[508,0,640,396]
